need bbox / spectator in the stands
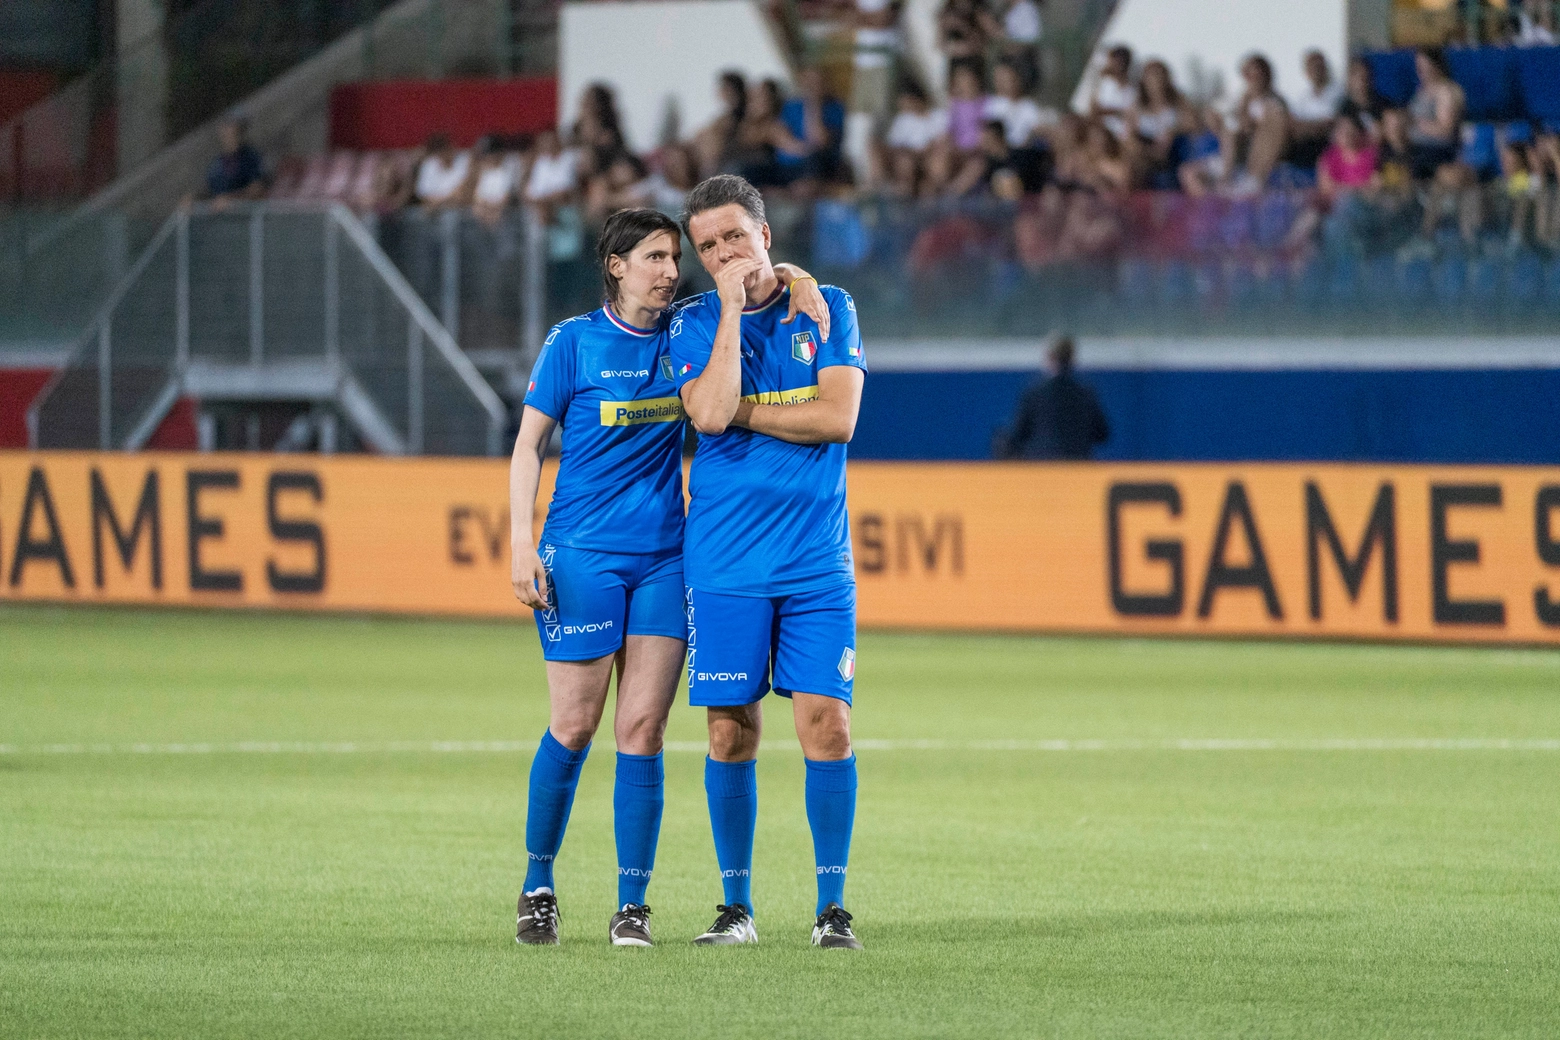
[1501,139,1543,245]
[1225,53,1289,192]
[1318,113,1377,198]
[1287,112,1378,251]
[523,128,580,221]
[946,119,1012,196]
[946,58,989,157]
[992,0,1042,87]
[937,0,991,70]
[586,153,654,222]
[1374,108,1415,191]
[1406,48,1465,179]
[470,140,521,227]
[948,118,1049,197]
[642,143,699,213]
[1126,59,1193,187]
[884,81,950,197]
[1513,0,1557,46]
[1534,131,1560,247]
[414,132,471,209]
[852,0,903,128]
[1088,45,1135,141]
[1288,50,1344,169]
[573,82,628,180]
[996,336,1109,460]
[985,59,1056,149]
[694,71,748,178]
[778,66,847,188]
[205,117,268,205]
[1339,56,1386,139]
[1177,105,1228,196]
[725,78,798,186]
[1078,118,1133,192]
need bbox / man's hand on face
[715,257,764,312]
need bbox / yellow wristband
[791,275,818,289]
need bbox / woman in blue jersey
[508,207,828,947]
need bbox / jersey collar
[602,303,660,337]
[742,284,785,314]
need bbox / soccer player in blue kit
[672,176,868,950]
[509,207,828,947]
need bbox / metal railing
[0,0,430,205]
[30,201,507,456]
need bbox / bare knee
[794,695,851,760]
[615,708,668,756]
[708,705,761,761]
[549,715,597,751]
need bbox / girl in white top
[1126,59,1193,174]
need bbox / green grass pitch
[2,604,1557,1038]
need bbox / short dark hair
[597,207,681,304]
[680,174,766,238]
[1049,336,1075,371]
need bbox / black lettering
[449,507,474,565]
[903,514,963,574]
[475,507,508,562]
[1533,486,1560,627]
[1107,482,1183,617]
[186,470,242,592]
[1306,481,1397,622]
[1430,483,1504,626]
[91,468,162,590]
[857,514,885,573]
[8,467,74,588]
[1197,481,1282,619]
[266,472,325,594]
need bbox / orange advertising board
[2,452,1558,645]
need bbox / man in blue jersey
[672,175,867,949]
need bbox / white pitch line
[1,738,1558,756]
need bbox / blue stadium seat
[1517,46,1560,125]
[1226,262,1258,306]
[811,201,871,269]
[1467,256,1501,305]
[1432,256,1466,305]
[1327,256,1361,305]
[1544,259,1560,308]
[1508,250,1543,305]
[1118,258,1154,307]
[1254,193,1294,249]
[1156,260,1195,305]
[1460,123,1500,180]
[1292,256,1326,305]
[1363,254,1396,300]
[1218,200,1254,250]
[1397,255,1433,302]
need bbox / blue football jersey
[670,284,866,596]
[524,305,685,554]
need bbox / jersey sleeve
[669,297,719,390]
[816,287,865,372]
[523,323,575,421]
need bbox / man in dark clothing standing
[205,118,267,203]
[997,336,1110,459]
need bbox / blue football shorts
[684,583,857,707]
[533,542,686,662]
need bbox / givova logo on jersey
[792,331,817,364]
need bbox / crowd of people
[208,25,1560,282]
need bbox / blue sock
[704,757,757,912]
[523,730,590,893]
[613,751,664,907]
[805,755,857,915]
